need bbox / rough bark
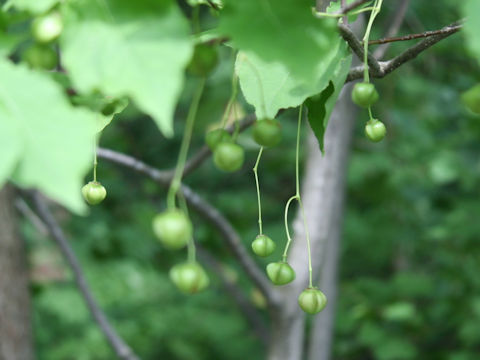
[267,84,356,360]
[0,186,33,360]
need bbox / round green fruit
[187,43,219,77]
[352,82,379,108]
[23,44,57,70]
[32,12,63,43]
[266,261,295,285]
[152,209,192,250]
[298,288,327,314]
[365,119,386,142]
[461,84,480,115]
[82,182,107,205]
[205,129,232,151]
[251,234,276,257]
[169,262,209,294]
[252,118,282,147]
[213,142,244,172]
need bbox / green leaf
[5,0,60,13]
[219,0,339,81]
[0,32,21,58]
[60,0,193,137]
[236,38,351,120]
[463,0,480,61]
[0,59,95,213]
[305,46,352,152]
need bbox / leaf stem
[167,78,206,210]
[221,74,239,129]
[281,105,311,269]
[253,147,264,235]
[363,0,383,82]
[177,191,196,263]
[282,194,299,262]
[93,134,99,182]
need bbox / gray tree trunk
[267,84,357,360]
[0,186,33,360]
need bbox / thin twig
[31,192,139,360]
[346,21,462,82]
[96,148,278,307]
[370,23,462,45]
[373,0,410,59]
[196,247,270,345]
[15,197,48,236]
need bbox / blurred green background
[20,1,480,359]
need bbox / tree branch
[96,148,278,307]
[370,22,462,46]
[196,246,270,345]
[346,21,462,82]
[30,192,139,360]
[338,23,383,77]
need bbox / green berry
[32,12,63,44]
[352,82,379,108]
[251,234,276,257]
[23,44,57,70]
[152,210,192,250]
[82,182,107,205]
[205,129,232,151]
[213,142,244,172]
[461,84,480,115]
[266,261,295,285]
[252,118,282,147]
[365,119,386,142]
[298,288,327,314]
[169,262,209,294]
[187,43,219,77]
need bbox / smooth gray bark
[267,84,357,360]
[0,186,33,360]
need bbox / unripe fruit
[352,82,379,108]
[213,142,244,172]
[252,118,282,147]
[461,84,480,114]
[31,12,63,44]
[169,262,209,294]
[82,182,107,205]
[266,261,295,285]
[251,234,276,257]
[205,129,232,151]
[23,44,57,70]
[187,43,219,77]
[365,119,386,142]
[298,288,327,314]
[152,210,192,250]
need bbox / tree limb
[338,23,383,77]
[96,148,278,307]
[30,192,140,360]
[371,22,462,46]
[346,21,462,82]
